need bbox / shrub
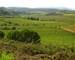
[7,30,40,44]
[12,27,16,30]
[0,31,5,39]
[8,22,12,24]
[7,30,20,41]
[27,17,39,21]
[20,30,40,43]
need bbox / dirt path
[61,26,75,33]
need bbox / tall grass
[0,51,14,60]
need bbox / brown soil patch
[61,26,75,33]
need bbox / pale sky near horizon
[0,0,75,9]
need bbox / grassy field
[0,15,75,60]
[0,15,75,47]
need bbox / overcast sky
[0,0,75,9]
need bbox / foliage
[0,51,14,60]
[0,31,5,39]
[7,30,40,43]
[27,16,39,20]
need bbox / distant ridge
[0,7,75,16]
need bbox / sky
[0,0,75,9]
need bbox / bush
[2,27,10,30]
[27,17,39,21]
[7,30,20,41]
[7,30,40,44]
[12,27,16,30]
[0,31,5,39]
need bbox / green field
[1,7,75,60]
[0,15,75,47]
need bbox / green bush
[0,31,5,39]
[7,30,20,41]
[7,30,40,44]
[11,27,16,30]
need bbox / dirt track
[61,26,75,33]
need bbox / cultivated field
[0,15,75,60]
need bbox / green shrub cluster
[7,30,40,44]
[27,17,39,20]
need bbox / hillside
[0,7,75,16]
[0,7,75,60]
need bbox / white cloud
[0,0,75,9]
